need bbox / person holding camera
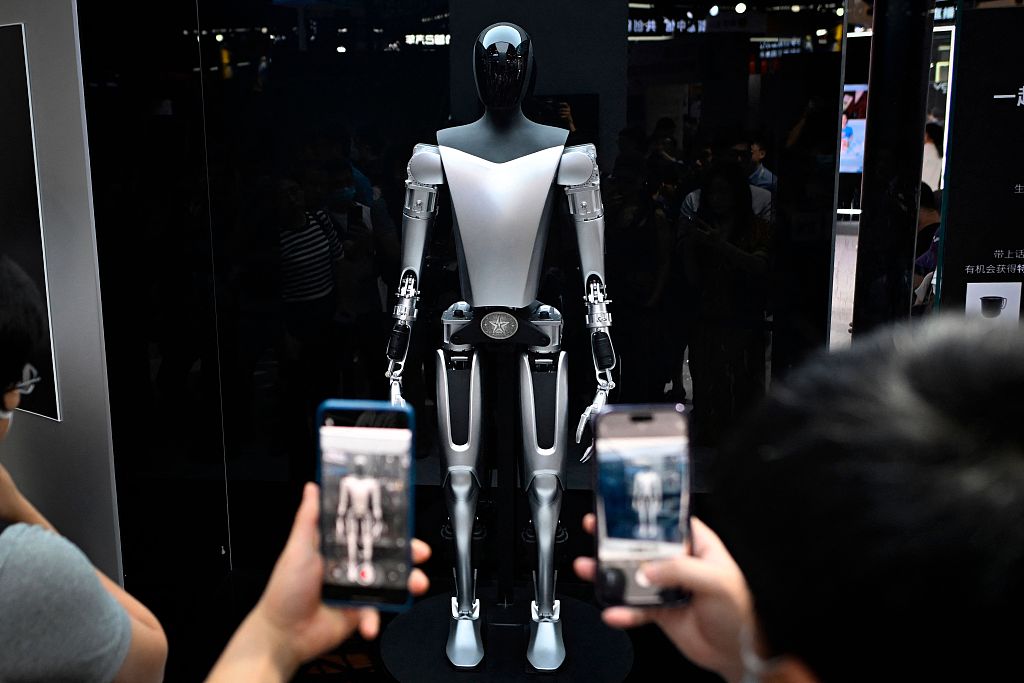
[579,317,1024,682]
[205,482,431,682]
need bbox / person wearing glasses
[0,254,168,682]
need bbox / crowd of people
[4,248,1021,681]
[602,119,779,446]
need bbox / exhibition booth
[2,0,1021,679]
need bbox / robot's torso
[340,476,379,516]
[404,126,601,312]
[437,143,564,308]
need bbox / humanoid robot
[631,469,663,540]
[384,23,616,670]
[335,454,384,586]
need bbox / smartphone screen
[594,404,690,606]
[317,400,414,609]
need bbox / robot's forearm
[386,147,441,402]
[386,272,418,405]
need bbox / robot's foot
[527,600,565,671]
[355,563,376,586]
[446,597,484,669]
[346,563,359,583]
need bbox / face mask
[332,186,356,203]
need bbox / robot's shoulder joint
[408,143,444,185]
[557,144,599,187]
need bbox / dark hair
[0,255,46,389]
[919,182,938,212]
[925,122,944,158]
[713,317,1024,681]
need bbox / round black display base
[381,592,633,682]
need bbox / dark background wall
[448,0,628,162]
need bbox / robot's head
[353,454,369,475]
[473,22,532,111]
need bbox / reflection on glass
[80,0,846,675]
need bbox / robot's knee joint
[527,473,560,506]
[447,469,477,498]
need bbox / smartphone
[593,403,691,607]
[316,399,415,610]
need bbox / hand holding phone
[317,399,416,610]
[593,404,691,607]
[574,514,753,683]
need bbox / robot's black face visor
[474,24,531,110]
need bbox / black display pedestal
[381,590,633,682]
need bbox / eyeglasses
[9,363,41,396]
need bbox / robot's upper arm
[407,143,445,186]
[557,144,599,187]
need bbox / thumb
[641,554,727,595]
[286,483,320,553]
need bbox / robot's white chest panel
[634,472,662,498]
[438,144,564,308]
[342,476,377,513]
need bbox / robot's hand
[371,519,385,539]
[389,376,406,407]
[335,517,345,540]
[575,385,610,462]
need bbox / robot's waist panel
[447,306,550,347]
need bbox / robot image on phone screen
[600,444,687,545]
[319,425,411,598]
[596,437,690,606]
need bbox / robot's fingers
[575,407,592,444]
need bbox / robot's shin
[445,468,479,615]
[527,473,562,616]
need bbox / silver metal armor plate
[438,144,564,308]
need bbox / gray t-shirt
[0,523,131,682]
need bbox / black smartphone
[316,399,415,610]
[593,403,691,607]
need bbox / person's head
[925,121,944,158]
[918,182,940,227]
[697,161,754,233]
[714,132,755,175]
[653,116,676,137]
[0,255,46,440]
[473,23,532,111]
[750,137,768,168]
[325,161,357,209]
[714,318,1024,682]
[276,176,306,224]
